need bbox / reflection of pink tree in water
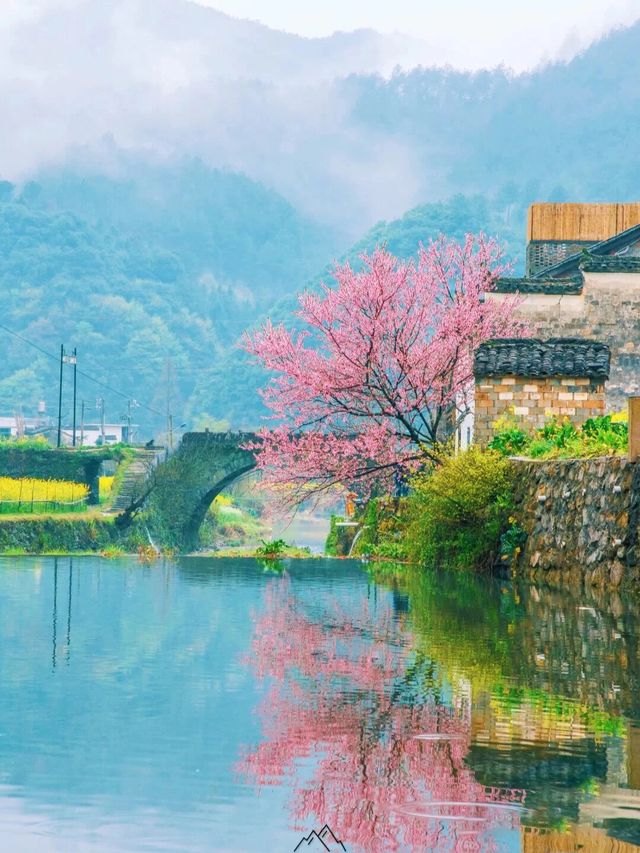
[237,579,524,852]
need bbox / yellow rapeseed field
[99,475,115,498]
[0,477,89,512]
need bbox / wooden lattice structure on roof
[528,203,640,243]
[525,202,640,276]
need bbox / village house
[472,203,640,444]
[473,338,610,447]
[486,202,640,411]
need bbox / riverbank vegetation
[342,448,519,571]
[333,406,629,572]
[0,515,146,555]
[197,493,271,552]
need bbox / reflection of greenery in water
[490,685,628,741]
[384,565,515,689]
[257,557,285,574]
[373,564,640,837]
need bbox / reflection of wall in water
[508,584,640,721]
[467,736,608,827]
[522,824,640,852]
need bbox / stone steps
[110,450,162,512]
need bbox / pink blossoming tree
[244,235,523,503]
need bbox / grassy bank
[0,515,147,555]
[205,544,313,558]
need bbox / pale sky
[195,0,640,69]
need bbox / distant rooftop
[493,275,583,295]
[496,202,640,287]
[474,338,611,381]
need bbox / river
[0,556,639,852]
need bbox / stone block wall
[474,376,606,447]
[512,456,640,590]
[487,271,640,411]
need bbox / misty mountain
[0,0,432,233]
[22,159,341,296]
[2,4,640,434]
[3,1,639,235]
[345,20,640,205]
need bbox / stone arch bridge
[116,432,258,551]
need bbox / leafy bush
[488,426,529,456]
[255,538,288,558]
[402,448,516,571]
[500,518,527,561]
[491,413,628,460]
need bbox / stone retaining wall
[512,455,640,589]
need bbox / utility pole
[165,357,173,451]
[57,345,64,448]
[71,348,77,447]
[97,397,105,444]
[80,400,85,447]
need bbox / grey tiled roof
[474,338,611,380]
[493,276,583,295]
[580,253,640,273]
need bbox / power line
[0,321,165,418]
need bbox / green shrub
[403,448,516,571]
[255,538,287,558]
[324,515,340,556]
[499,520,527,561]
[488,426,529,456]
[491,413,628,460]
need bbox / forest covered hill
[0,164,339,435]
[2,12,640,435]
[0,173,527,435]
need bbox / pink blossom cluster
[244,236,524,501]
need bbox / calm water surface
[1,556,640,852]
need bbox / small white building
[0,415,48,439]
[0,416,130,446]
[72,423,130,447]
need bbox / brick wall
[474,376,606,447]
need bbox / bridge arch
[117,431,258,551]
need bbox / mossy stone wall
[513,456,640,589]
[0,516,145,554]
